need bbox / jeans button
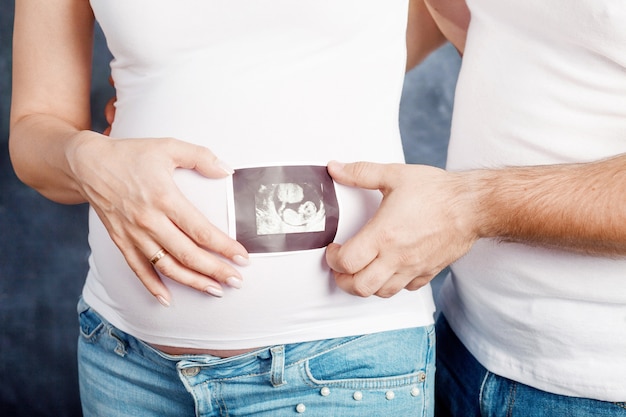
[181,366,200,377]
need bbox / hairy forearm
[469,154,626,256]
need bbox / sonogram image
[232,166,339,253]
[255,182,326,235]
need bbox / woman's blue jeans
[435,314,626,416]
[77,297,435,416]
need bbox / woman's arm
[405,0,448,71]
[10,0,249,305]
[10,0,96,203]
[405,0,470,71]
[424,0,469,55]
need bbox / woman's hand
[68,132,250,306]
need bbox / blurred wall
[0,1,460,415]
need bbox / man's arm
[473,155,626,255]
[325,155,626,298]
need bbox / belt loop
[270,345,286,387]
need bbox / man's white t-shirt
[441,0,626,401]
[83,0,435,349]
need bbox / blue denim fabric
[77,297,435,417]
[435,314,626,417]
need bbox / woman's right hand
[68,132,250,306]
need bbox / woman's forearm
[9,114,104,204]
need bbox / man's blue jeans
[435,314,626,416]
[77,297,435,416]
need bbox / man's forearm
[470,154,626,256]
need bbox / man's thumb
[327,160,387,190]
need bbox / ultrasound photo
[232,166,339,254]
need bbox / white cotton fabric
[441,0,626,401]
[83,0,435,349]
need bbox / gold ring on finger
[149,248,168,265]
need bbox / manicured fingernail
[226,276,243,289]
[217,159,235,175]
[204,284,224,298]
[156,295,170,307]
[232,254,250,266]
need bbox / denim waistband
[78,296,365,373]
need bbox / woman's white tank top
[83,0,435,349]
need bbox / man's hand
[325,161,479,298]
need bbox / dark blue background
[0,2,460,415]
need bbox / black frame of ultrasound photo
[232,165,339,254]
